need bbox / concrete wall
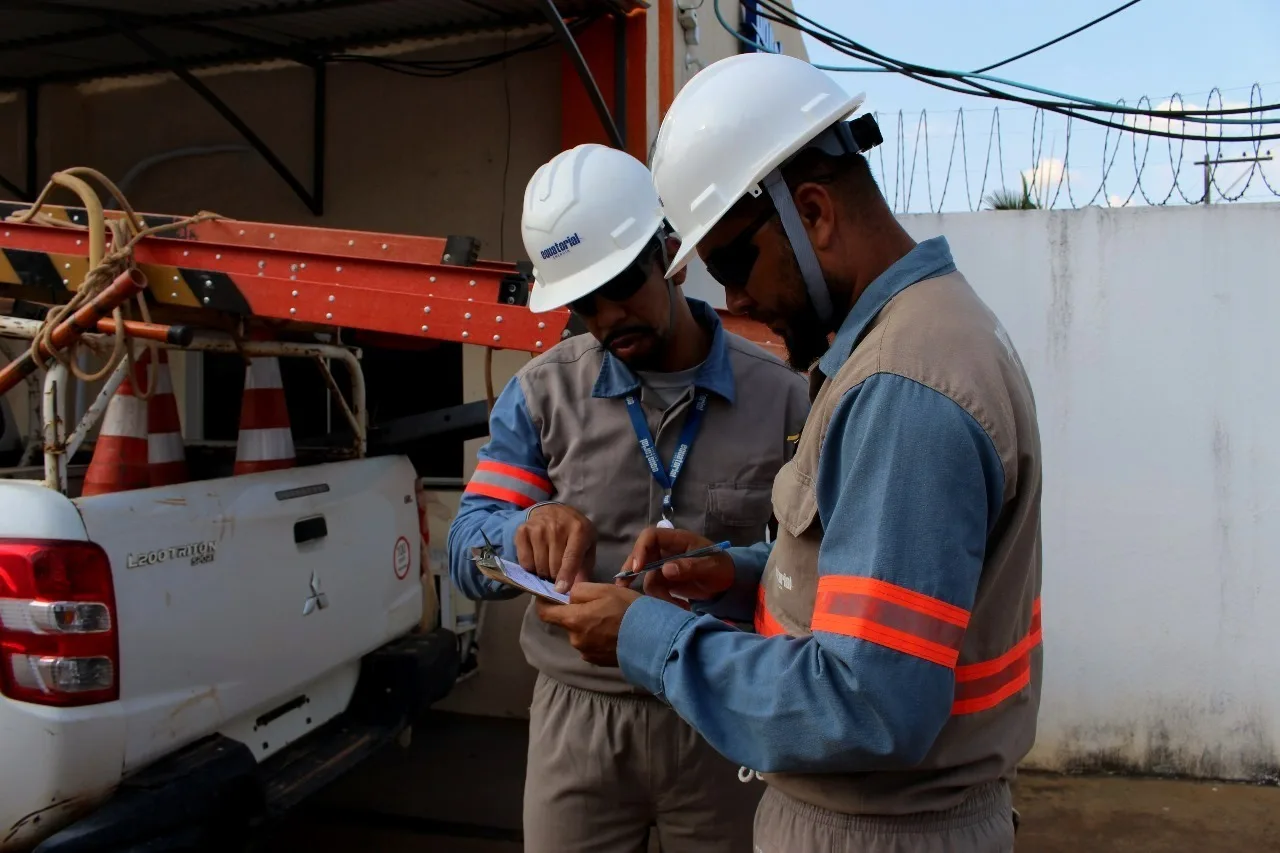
[903,203,1280,781]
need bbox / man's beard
[782,305,831,372]
[776,251,832,372]
[604,325,666,371]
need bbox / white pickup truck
[0,382,461,852]
[0,192,514,852]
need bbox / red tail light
[0,540,119,706]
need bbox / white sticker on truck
[393,536,411,580]
[126,541,218,569]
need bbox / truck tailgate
[74,455,422,774]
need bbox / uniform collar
[592,298,736,404]
[817,236,957,377]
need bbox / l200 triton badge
[126,541,217,569]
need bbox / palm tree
[984,175,1040,210]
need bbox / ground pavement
[252,711,1280,852]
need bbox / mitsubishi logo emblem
[302,571,329,616]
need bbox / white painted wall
[696,201,1280,780]
[914,203,1280,781]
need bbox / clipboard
[470,543,569,605]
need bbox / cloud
[1107,194,1133,208]
[1021,157,1080,204]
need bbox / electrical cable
[757,0,1280,130]
[971,0,1146,74]
[733,0,1279,132]
[724,0,1280,142]
[752,0,1280,123]
[325,14,600,80]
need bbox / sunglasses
[570,240,661,317]
[702,206,778,289]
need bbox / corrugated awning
[0,0,641,87]
[0,0,641,211]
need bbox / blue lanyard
[623,390,709,520]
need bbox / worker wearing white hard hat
[538,53,1045,853]
[448,142,809,853]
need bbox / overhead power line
[719,0,1280,143]
[972,0,1146,74]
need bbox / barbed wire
[715,0,1279,211]
[867,83,1279,214]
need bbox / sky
[778,0,1280,212]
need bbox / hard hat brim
[665,239,699,279]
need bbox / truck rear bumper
[33,628,461,853]
[0,703,126,852]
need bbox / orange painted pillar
[560,11,648,160]
[658,0,675,121]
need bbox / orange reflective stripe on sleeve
[951,598,1042,715]
[810,576,971,669]
[754,584,788,638]
[464,460,553,510]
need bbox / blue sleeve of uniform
[690,542,774,624]
[618,373,1005,772]
[446,376,554,601]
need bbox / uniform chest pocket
[771,462,820,539]
[703,483,774,545]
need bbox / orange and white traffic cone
[81,358,150,497]
[233,356,295,475]
[145,349,188,487]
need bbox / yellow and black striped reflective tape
[0,202,249,313]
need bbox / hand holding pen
[617,527,738,606]
[614,539,732,581]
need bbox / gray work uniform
[613,240,1041,853]
[752,269,1040,852]
[448,298,810,853]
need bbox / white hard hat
[521,143,665,314]
[650,52,865,280]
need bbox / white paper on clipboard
[483,555,570,604]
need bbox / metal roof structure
[1,0,640,211]
[0,0,637,85]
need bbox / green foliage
[985,174,1040,210]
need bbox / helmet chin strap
[762,168,833,328]
[659,229,679,334]
[754,115,884,333]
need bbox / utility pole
[1193,152,1273,204]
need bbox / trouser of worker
[523,673,759,853]
[752,780,1015,853]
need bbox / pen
[614,540,733,581]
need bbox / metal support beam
[538,0,625,150]
[112,25,326,215]
[0,83,37,201]
[370,401,493,449]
